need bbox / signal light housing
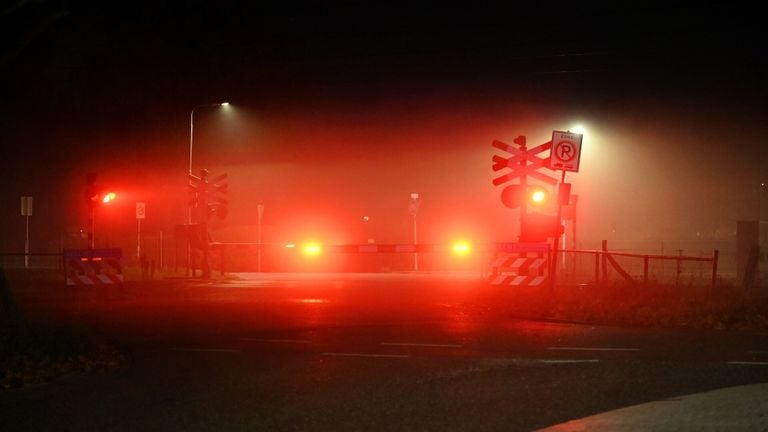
[501,185,551,209]
[501,185,523,209]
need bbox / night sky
[2,2,767,254]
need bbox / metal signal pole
[517,139,528,239]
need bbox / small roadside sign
[550,131,583,172]
[21,196,33,216]
[136,202,146,219]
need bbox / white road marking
[537,359,600,364]
[321,352,409,359]
[548,346,640,352]
[239,338,310,344]
[381,342,464,348]
[171,348,241,353]
[727,361,768,366]
[484,358,600,366]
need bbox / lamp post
[186,102,228,277]
[409,193,420,271]
[188,102,229,224]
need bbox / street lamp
[570,124,587,135]
[188,102,229,223]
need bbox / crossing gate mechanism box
[64,248,124,286]
[489,242,549,287]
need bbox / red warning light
[102,192,117,204]
[451,240,472,257]
[301,243,323,257]
[529,187,547,206]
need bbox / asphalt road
[3,273,768,431]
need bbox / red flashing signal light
[102,192,116,203]
[451,240,472,257]
[528,186,548,206]
[301,243,323,257]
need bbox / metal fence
[0,253,62,270]
[552,240,720,288]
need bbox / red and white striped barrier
[64,248,123,286]
[489,273,548,287]
[489,243,549,287]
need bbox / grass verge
[489,281,768,332]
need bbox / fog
[5,89,762,259]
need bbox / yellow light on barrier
[302,243,322,257]
[451,240,472,257]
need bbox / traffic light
[520,212,564,243]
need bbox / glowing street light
[570,124,587,135]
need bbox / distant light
[362,216,369,222]
[102,192,116,203]
[570,124,587,135]
[220,102,230,107]
[285,243,296,249]
[451,240,472,257]
[410,193,419,200]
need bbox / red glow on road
[296,298,328,304]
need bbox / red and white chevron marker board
[489,243,549,287]
[64,248,123,286]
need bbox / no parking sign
[550,131,583,172]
